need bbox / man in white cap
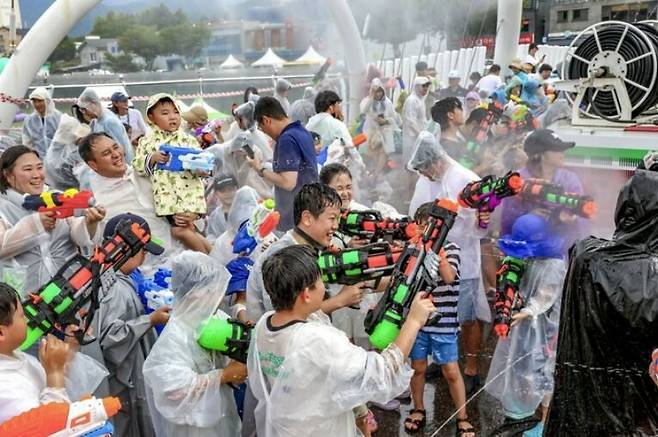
[21,87,62,158]
[439,70,468,101]
[402,76,431,164]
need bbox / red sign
[460,32,535,52]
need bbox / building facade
[78,36,121,68]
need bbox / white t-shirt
[476,74,503,96]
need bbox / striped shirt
[422,241,461,335]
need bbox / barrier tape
[1,81,312,106]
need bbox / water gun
[458,171,524,228]
[130,268,172,334]
[339,209,418,243]
[20,219,154,350]
[460,101,505,168]
[352,132,367,148]
[494,256,526,338]
[156,144,215,173]
[509,104,540,133]
[364,199,458,350]
[22,189,95,219]
[197,316,251,364]
[0,396,121,437]
[521,179,597,219]
[318,242,403,286]
[232,199,280,256]
[195,119,222,149]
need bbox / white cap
[448,70,461,79]
[413,76,431,87]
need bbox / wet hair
[469,71,482,83]
[147,97,176,117]
[244,87,259,103]
[0,283,19,326]
[414,201,435,225]
[431,97,463,130]
[71,104,86,124]
[293,183,341,226]
[415,61,428,72]
[466,107,489,126]
[262,245,321,311]
[77,132,114,163]
[319,162,352,185]
[0,145,39,194]
[489,64,501,74]
[314,90,341,114]
[213,175,238,192]
[539,64,553,74]
[254,96,287,123]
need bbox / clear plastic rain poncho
[274,78,292,115]
[289,86,317,125]
[407,132,490,320]
[485,257,566,419]
[143,251,241,437]
[21,87,62,158]
[45,114,92,191]
[234,100,273,161]
[360,78,399,156]
[248,310,414,436]
[402,77,430,163]
[77,87,133,162]
[209,186,260,267]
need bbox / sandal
[404,409,426,433]
[456,417,476,436]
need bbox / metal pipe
[493,0,523,77]
[0,0,103,128]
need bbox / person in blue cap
[485,212,567,437]
[109,92,150,147]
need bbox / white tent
[219,54,244,69]
[294,46,326,65]
[251,48,286,68]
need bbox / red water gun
[494,256,526,338]
[22,189,95,219]
[0,396,121,437]
[339,209,419,243]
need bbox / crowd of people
[0,48,656,437]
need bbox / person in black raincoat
[545,169,658,436]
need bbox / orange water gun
[0,396,121,437]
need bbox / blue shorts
[457,278,480,323]
[409,331,459,365]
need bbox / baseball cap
[103,213,164,256]
[448,70,461,79]
[414,76,431,87]
[523,129,575,156]
[111,92,129,102]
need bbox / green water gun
[197,317,251,364]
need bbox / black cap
[110,92,129,102]
[523,129,575,156]
[103,213,164,255]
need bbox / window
[557,10,568,23]
[572,8,588,22]
[90,52,97,62]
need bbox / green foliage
[118,25,162,70]
[49,36,76,63]
[104,51,141,73]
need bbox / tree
[159,22,211,58]
[104,51,141,73]
[49,36,76,63]
[118,25,163,70]
[91,11,135,38]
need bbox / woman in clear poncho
[289,86,317,125]
[45,113,92,191]
[360,78,399,160]
[21,87,62,158]
[0,146,104,297]
[486,213,566,435]
[143,251,244,437]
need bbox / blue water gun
[131,268,172,334]
[156,144,215,173]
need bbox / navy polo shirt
[272,121,319,231]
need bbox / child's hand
[221,360,248,385]
[511,311,530,327]
[407,292,436,328]
[149,151,169,167]
[193,169,210,178]
[347,236,368,248]
[337,283,366,308]
[150,305,171,326]
[39,335,71,388]
[173,212,199,227]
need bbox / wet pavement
[371,325,510,437]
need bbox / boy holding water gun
[133,93,210,254]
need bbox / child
[95,213,170,437]
[405,202,475,436]
[205,175,239,240]
[248,244,436,436]
[0,283,107,423]
[486,213,566,437]
[143,251,245,436]
[133,93,210,254]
